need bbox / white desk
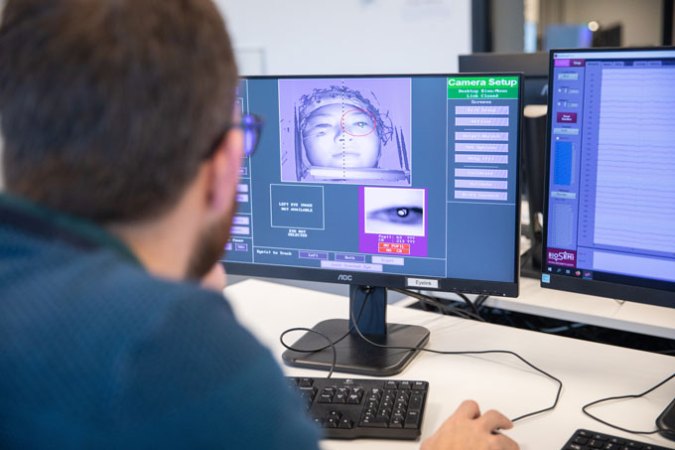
[427,276,675,340]
[225,279,675,450]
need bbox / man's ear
[205,128,243,214]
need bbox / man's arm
[114,285,321,450]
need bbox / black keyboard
[561,429,673,450]
[287,376,428,440]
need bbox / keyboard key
[409,393,424,410]
[413,381,428,390]
[347,393,362,404]
[318,393,333,403]
[298,378,314,388]
[339,418,353,429]
[361,416,388,428]
[404,410,421,429]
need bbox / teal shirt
[0,194,321,449]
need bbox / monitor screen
[223,74,522,375]
[224,74,521,296]
[458,53,549,278]
[542,48,675,308]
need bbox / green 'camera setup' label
[447,76,519,99]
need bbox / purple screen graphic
[358,187,428,257]
[278,78,412,186]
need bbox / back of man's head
[0,0,238,223]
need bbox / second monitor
[224,74,522,375]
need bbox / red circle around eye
[340,107,377,137]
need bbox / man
[0,1,518,449]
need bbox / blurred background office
[212,0,671,75]
[0,0,670,190]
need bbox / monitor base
[282,319,430,377]
[657,396,675,442]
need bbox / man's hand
[200,263,227,292]
[421,400,519,450]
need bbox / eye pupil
[396,208,409,218]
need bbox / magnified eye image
[364,187,426,236]
[368,206,424,226]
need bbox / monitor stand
[657,397,675,442]
[282,285,430,377]
[520,239,542,279]
[521,106,547,280]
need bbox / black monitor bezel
[541,46,675,308]
[458,53,549,107]
[223,73,523,298]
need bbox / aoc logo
[337,274,353,282]
[547,248,577,268]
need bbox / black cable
[393,288,485,322]
[353,287,563,423]
[399,290,475,321]
[410,293,480,321]
[538,323,586,334]
[581,373,675,435]
[456,292,481,316]
[475,294,490,311]
[280,286,562,423]
[279,327,339,379]
[278,291,371,378]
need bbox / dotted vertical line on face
[340,80,347,178]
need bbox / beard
[185,211,233,281]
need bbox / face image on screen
[278,78,412,185]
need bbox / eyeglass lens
[242,114,261,156]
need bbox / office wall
[0,1,471,190]
[214,0,471,75]
[541,0,663,47]
[564,0,662,46]
[492,0,525,53]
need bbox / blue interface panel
[544,49,675,289]
[224,75,520,288]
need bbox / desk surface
[224,279,675,450]
[428,276,675,340]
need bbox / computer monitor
[542,47,675,308]
[223,74,522,376]
[592,23,622,48]
[459,53,549,278]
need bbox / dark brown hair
[0,0,238,223]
